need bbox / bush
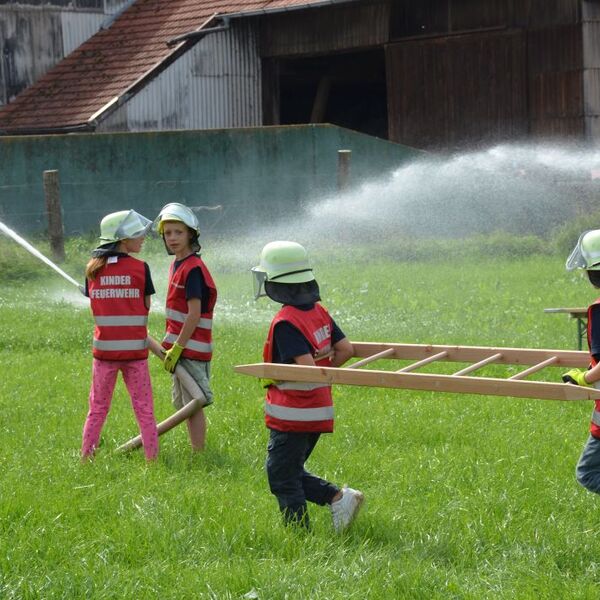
[346,232,546,264]
[0,234,90,285]
[0,238,48,282]
[551,208,600,257]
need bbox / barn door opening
[264,48,388,139]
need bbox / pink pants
[82,358,158,460]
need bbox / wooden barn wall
[527,24,584,138]
[390,0,510,38]
[517,0,580,28]
[389,0,580,40]
[259,1,389,57]
[386,30,527,148]
[582,1,600,141]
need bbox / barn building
[0,0,599,149]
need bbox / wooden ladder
[235,342,598,402]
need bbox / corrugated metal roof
[0,0,354,134]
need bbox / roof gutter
[221,0,360,20]
[166,20,231,48]
[0,122,94,136]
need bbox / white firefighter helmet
[251,241,315,299]
[155,203,200,235]
[99,210,152,243]
[566,229,600,271]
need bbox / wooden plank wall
[386,30,528,148]
[386,0,587,146]
[527,24,584,138]
[582,1,600,141]
[259,1,390,58]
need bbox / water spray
[0,220,84,293]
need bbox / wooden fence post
[337,149,351,191]
[43,170,65,262]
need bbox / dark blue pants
[577,434,600,494]
[266,429,339,527]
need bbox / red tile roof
[0,0,350,134]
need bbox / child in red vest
[82,210,158,461]
[252,240,364,531]
[155,203,217,452]
[564,229,600,493]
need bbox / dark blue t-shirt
[590,304,600,361]
[272,303,346,363]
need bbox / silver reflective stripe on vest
[93,339,148,351]
[274,382,331,391]
[265,402,334,422]
[163,332,213,353]
[94,315,148,326]
[592,410,600,427]
[165,308,212,329]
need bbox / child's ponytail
[86,257,107,281]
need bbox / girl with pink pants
[81,209,158,461]
[82,358,158,460]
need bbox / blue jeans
[266,430,339,527]
[576,434,600,494]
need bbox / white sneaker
[330,486,364,532]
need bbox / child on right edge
[252,240,364,531]
[563,229,600,493]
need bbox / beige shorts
[172,358,214,410]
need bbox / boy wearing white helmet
[82,210,158,461]
[563,229,600,493]
[252,241,364,531]
[155,203,217,452]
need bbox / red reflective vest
[88,256,149,361]
[163,255,217,361]
[263,304,334,433]
[587,300,600,438]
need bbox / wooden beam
[509,356,559,380]
[310,76,332,123]
[348,347,396,369]
[233,362,600,402]
[397,350,449,373]
[349,342,588,368]
[452,353,503,376]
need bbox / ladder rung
[349,347,395,369]
[453,353,503,376]
[396,350,449,373]
[508,356,558,380]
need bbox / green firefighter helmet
[566,229,600,271]
[99,210,152,243]
[251,241,315,299]
[155,203,200,235]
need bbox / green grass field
[2,235,600,599]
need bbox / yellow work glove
[163,343,184,373]
[562,368,591,387]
